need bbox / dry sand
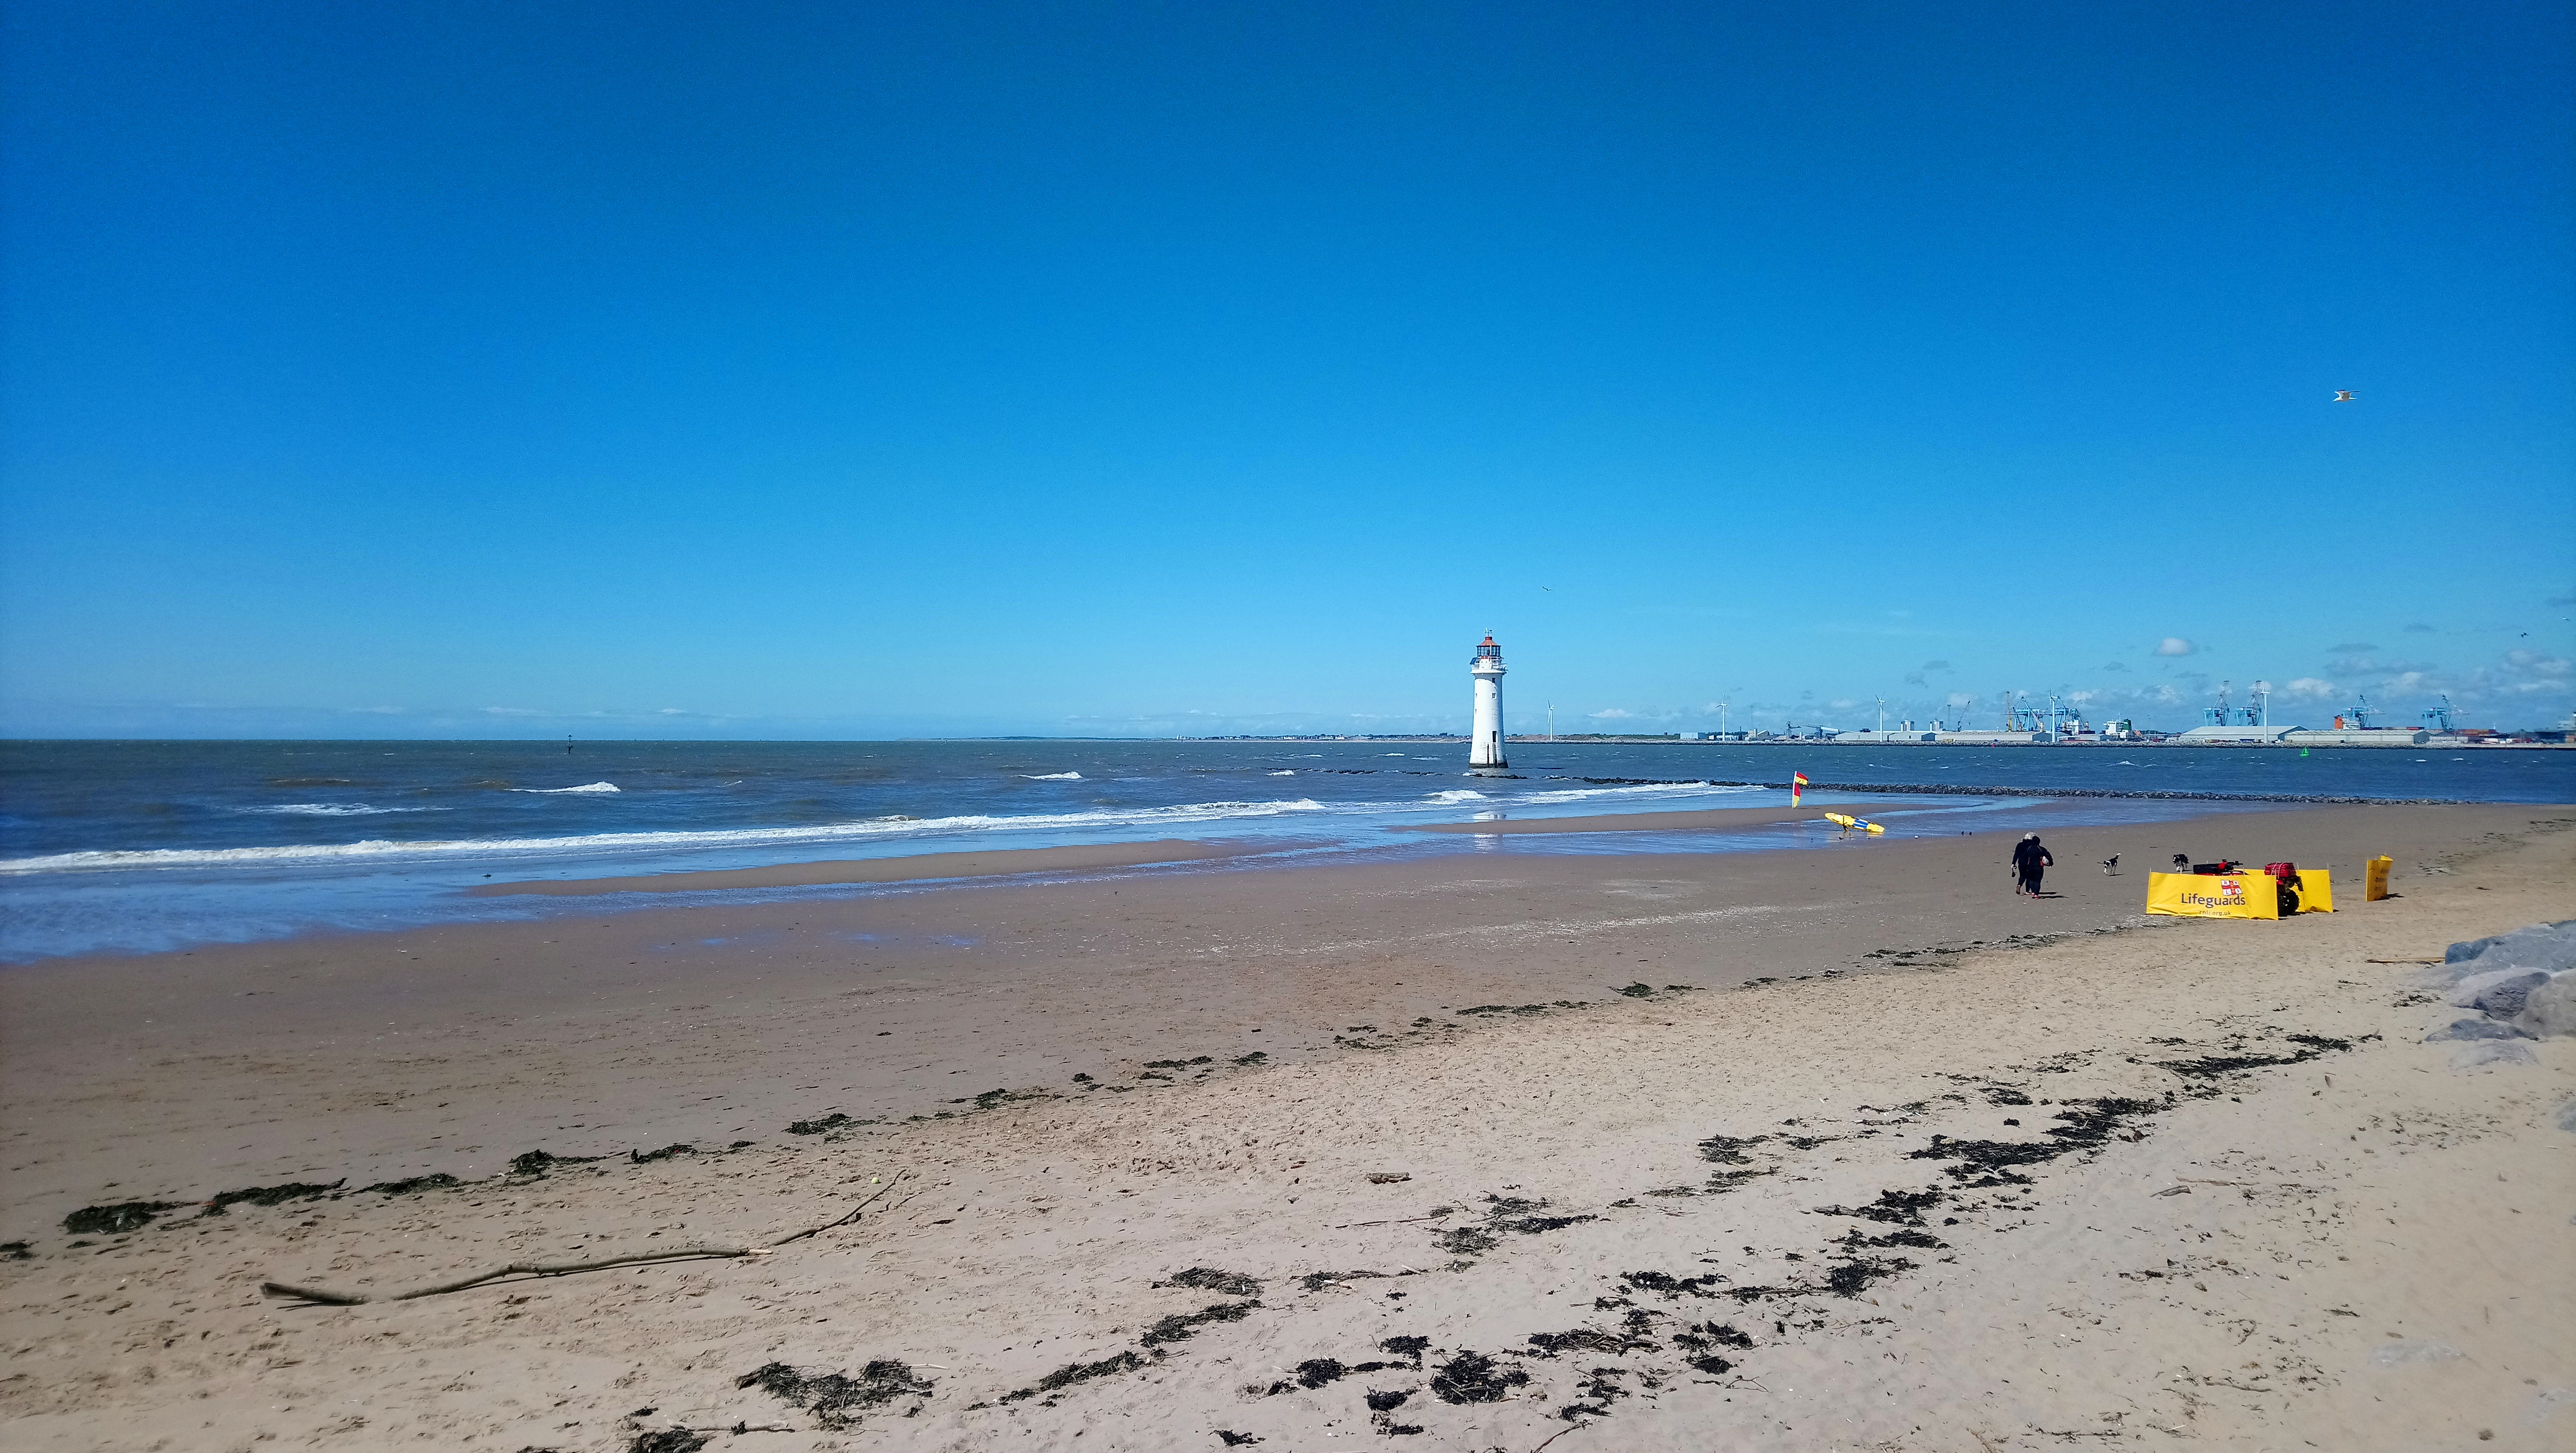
[0,803,2569,1451]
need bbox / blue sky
[3,0,2570,738]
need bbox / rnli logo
[2179,877,2249,909]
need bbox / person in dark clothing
[2012,833,2053,897]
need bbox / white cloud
[2154,637,2197,657]
[2503,649,2570,679]
[2280,677,2338,700]
[481,705,545,717]
[1589,707,1634,720]
[1945,692,1973,708]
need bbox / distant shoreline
[1184,734,2574,749]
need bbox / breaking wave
[0,780,1765,877]
[1020,772,1083,780]
[514,782,621,794]
[241,804,449,817]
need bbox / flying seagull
[2332,390,2356,402]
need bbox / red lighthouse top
[1474,634,1502,659]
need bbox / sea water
[0,739,2566,962]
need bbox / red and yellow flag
[1792,770,1809,805]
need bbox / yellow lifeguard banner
[2147,872,2277,919]
[2146,869,2333,919]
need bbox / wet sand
[468,837,1270,896]
[1398,803,1874,834]
[0,801,2569,1450]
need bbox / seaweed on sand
[737,1359,934,1427]
[2157,1034,2365,1080]
[786,1113,861,1135]
[1366,1388,1414,1412]
[628,1431,709,1453]
[1379,1336,1430,1368]
[1822,1256,1914,1298]
[1158,1267,1261,1296]
[1139,1300,1260,1347]
[363,1173,462,1196]
[1429,1351,1530,1404]
[61,1202,180,1236]
[1294,1358,1347,1388]
[1672,1321,1755,1352]
[629,1144,695,1164]
[508,1150,604,1177]
[1908,1095,2165,1183]
[1434,1225,1499,1256]
[1618,1271,1725,1299]
[1525,1326,1657,1357]
[1000,1351,1145,1404]
[202,1179,344,1215]
[1143,1056,1215,1070]
[1556,1365,1631,1419]
[1696,1133,1770,1165]
[1812,1188,1944,1225]
[1833,1227,1947,1251]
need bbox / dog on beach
[2171,853,2191,870]
[2101,855,2119,875]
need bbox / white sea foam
[242,804,449,817]
[514,782,621,794]
[0,798,1342,875]
[1021,772,1084,780]
[0,779,1767,877]
[1269,770,1296,776]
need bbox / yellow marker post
[2364,856,2393,902]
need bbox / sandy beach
[1,801,2570,1451]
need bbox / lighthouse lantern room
[1468,635,1508,770]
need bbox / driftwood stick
[768,1170,910,1246]
[262,1171,914,1305]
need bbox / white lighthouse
[1468,634,1508,769]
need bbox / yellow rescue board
[1822,812,1885,834]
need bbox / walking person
[2012,832,2053,897]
